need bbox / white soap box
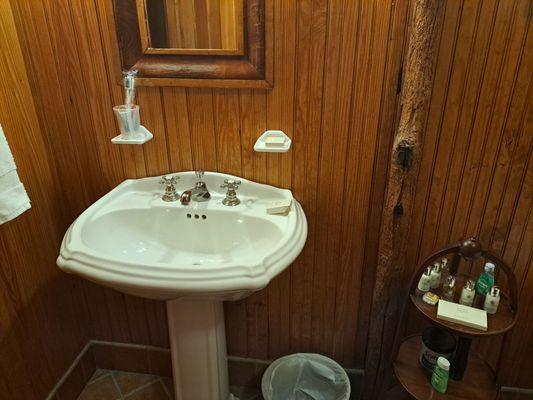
[437,300,487,331]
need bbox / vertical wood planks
[2,0,532,393]
[0,1,92,397]
[402,0,533,388]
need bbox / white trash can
[261,353,351,400]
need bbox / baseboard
[90,340,172,377]
[47,341,532,400]
[501,386,533,395]
[45,342,96,400]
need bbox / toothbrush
[123,70,137,109]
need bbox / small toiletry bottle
[474,262,496,308]
[440,257,450,285]
[431,356,450,394]
[417,267,432,295]
[484,286,501,314]
[441,275,456,302]
[430,263,442,289]
[459,279,476,307]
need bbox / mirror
[114,0,272,88]
[139,0,244,55]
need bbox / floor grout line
[122,380,162,399]
[86,370,112,386]
[158,377,172,399]
[110,373,124,400]
[79,370,262,400]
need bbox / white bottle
[430,263,442,289]
[484,286,500,314]
[417,267,432,294]
[459,279,476,307]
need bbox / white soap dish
[111,125,153,145]
[254,130,291,153]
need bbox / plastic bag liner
[261,353,351,400]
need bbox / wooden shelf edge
[393,335,499,400]
[410,292,516,338]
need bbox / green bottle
[475,262,496,296]
[431,356,450,394]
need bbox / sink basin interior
[58,171,307,301]
[81,207,284,266]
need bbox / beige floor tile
[78,374,121,400]
[89,369,111,384]
[113,371,158,397]
[123,381,169,400]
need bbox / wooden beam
[362,1,446,398]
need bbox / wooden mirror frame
[113,0,273,88]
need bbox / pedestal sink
[57,171,307,400]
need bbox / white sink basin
[57,171,307,300]
[57,171,307,400]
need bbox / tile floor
[77,369,262,400]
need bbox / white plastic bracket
[111,125,153,145]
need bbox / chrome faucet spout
[188,171,211,202]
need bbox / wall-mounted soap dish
[254,130,291,153]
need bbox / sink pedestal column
[167,299,235,400]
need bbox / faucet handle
[159,175,179,202]
[221,179,241,189]
[159,175,179,185]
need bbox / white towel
[0,124,31,224]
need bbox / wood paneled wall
[0,2,92,399]
[403,0,533,389]
[9,0,410,372]
[1,0,531,397]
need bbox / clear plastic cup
[113,105,141,138]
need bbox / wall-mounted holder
[254,130,291,153]
[111,70,153,145]
[111,104,153,144]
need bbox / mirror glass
[143,0,243,52]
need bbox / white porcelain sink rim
[57,172,307,299]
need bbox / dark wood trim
[113,0,272,88]
[393,335,499,400]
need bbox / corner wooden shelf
[394,335,498,400]
[410,289,515,337]
[391,238,518,400]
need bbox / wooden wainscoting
[402,0,533,389]
[0,2,92,399]
[8,0,410,371]
[2,0,532,397]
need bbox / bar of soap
[265,136,286,147]
[266,199,292,215]
[422,292,439,306]
[437,300,487,331]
